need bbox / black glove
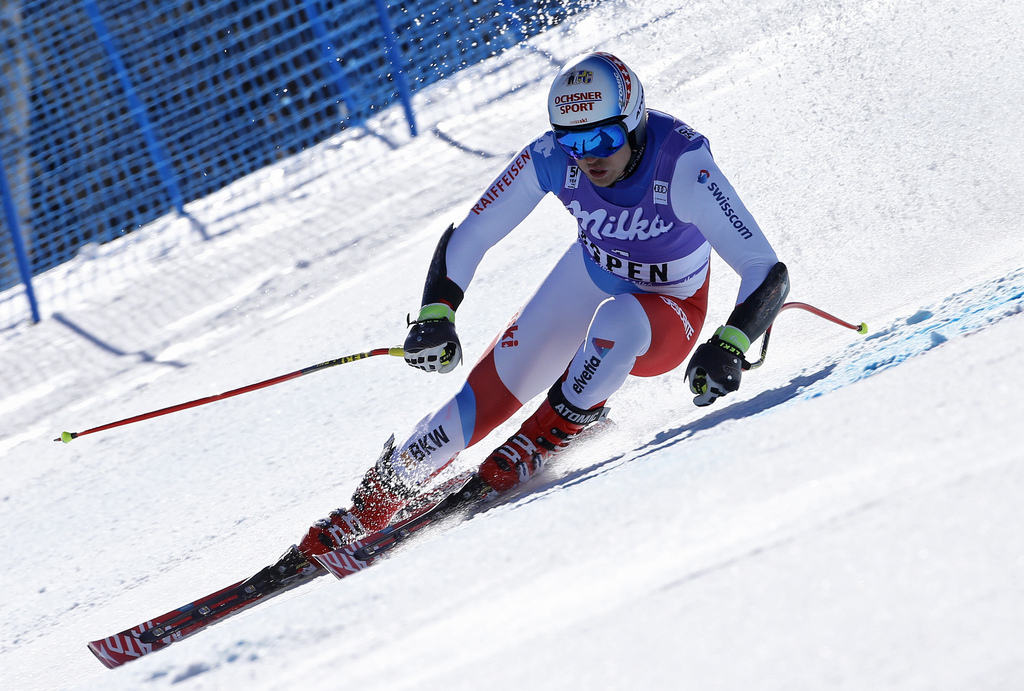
[686,325,750,407]
[404,303,462,373]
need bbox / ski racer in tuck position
[297,51,790,557]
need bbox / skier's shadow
[630,364,838,459]
[491,364,838,510]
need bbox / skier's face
[576,143,632,187]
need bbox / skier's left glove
[404,303,463,373]
[686,325,750,407]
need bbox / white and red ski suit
[390,110,780,487]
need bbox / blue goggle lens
[553,122,628,160]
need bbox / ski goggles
[553,120,628,160]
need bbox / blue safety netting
[0,0,593,324]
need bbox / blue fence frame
[0,0,591,326]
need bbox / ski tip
[87,638,130,669]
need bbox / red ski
[87,473,488,669]
[87,548,320,668]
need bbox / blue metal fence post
[373,0,418,137]
[81,0,185,215]
[0,151,41,324]
[301,0,359,118]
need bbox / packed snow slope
[2,0,1024,688]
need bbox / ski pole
[746,302,868,370]
[55,346,405,443]
[778,301,869,334]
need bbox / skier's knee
[589,295,652,354]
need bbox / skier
[298,51,789,557]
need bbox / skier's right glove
[686,325,750,407]
[404,303,463,373]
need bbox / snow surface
[3,0,1024,688]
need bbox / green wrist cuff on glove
[418,303,456,323]
[714,325,751,353]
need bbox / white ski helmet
[547,52,647,159]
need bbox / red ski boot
[478,385,606,493]
[297,506,365,558]
[298,436,418,558]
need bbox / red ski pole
[778,301,869,334]
[746,302,868,370]
[55,346,405,443]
